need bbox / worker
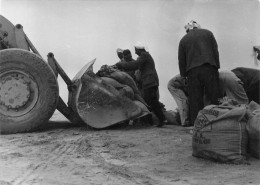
[115,43,167,127]
[232,67,260,104]
[116,48,125,63]
[178,20,221,126]
[167,74,189,126]
[123,49,166,113]
[168,70,249,126]
[122,49,137,81]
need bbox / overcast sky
[1,0,260,110]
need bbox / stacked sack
[192,103,248,164]
[246,101,260,159]
[192,101,260,164]
[96,65,150,117]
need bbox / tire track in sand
[11,134,84,185]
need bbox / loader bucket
[68,59,143,128]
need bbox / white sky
[1,0,260,110]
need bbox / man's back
[231,67,260,92]
[179,28,220,76]
[137,52,159,89]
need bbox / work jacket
[116,51,159,90]
[120,58,137,81]
[232,67,260,92]
[178,28,220,77]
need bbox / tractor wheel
[0,49,59,134]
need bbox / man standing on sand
[115,43,167,127]
[178,20,221,126]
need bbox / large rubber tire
[0,49,59,134]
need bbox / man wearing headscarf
[178,20,221,126]
[115,43,167,127]
[122,49,137,81]
[116,48,125,62]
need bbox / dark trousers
[187,64,221,126]
[143,86,165,122]
[247,85,260,104]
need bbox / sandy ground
[0,112,260,185]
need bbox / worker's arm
[116,54,146,71]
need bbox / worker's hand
[115,62,122,69]
[109,64,117,69]
[67,84,77,92]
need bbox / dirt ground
[0,112,260,185]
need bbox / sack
[192,103,248,164]
[133,100,150,118]
[246,101,260,159]
[109,71,147,106]
[163,110,181,125]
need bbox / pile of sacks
[96,65,150,119]
[96,65,182,126]
[192,100,260,164]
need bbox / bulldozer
[0,15,147,134]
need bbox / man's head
[254,46,260,61]
[134,42,147,56]
[184,20,201,33]
[123,49,132,62]
[116,48,124,59]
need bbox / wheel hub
[0,70,39,117]
[0,76,31,109]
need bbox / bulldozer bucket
[68,60,143,128]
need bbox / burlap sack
[246,101,260,159]
[192,103,248,164]
[163,110,181,125]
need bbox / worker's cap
[116,48,123,53]
[184,20,201,31]
[134,42,148,51]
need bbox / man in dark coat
[116,43,167,127]
[232,67,260,104]
[178,20,221,126]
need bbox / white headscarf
[134,42,148,51]
[184,20,201,32]
[116,48,123,53]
